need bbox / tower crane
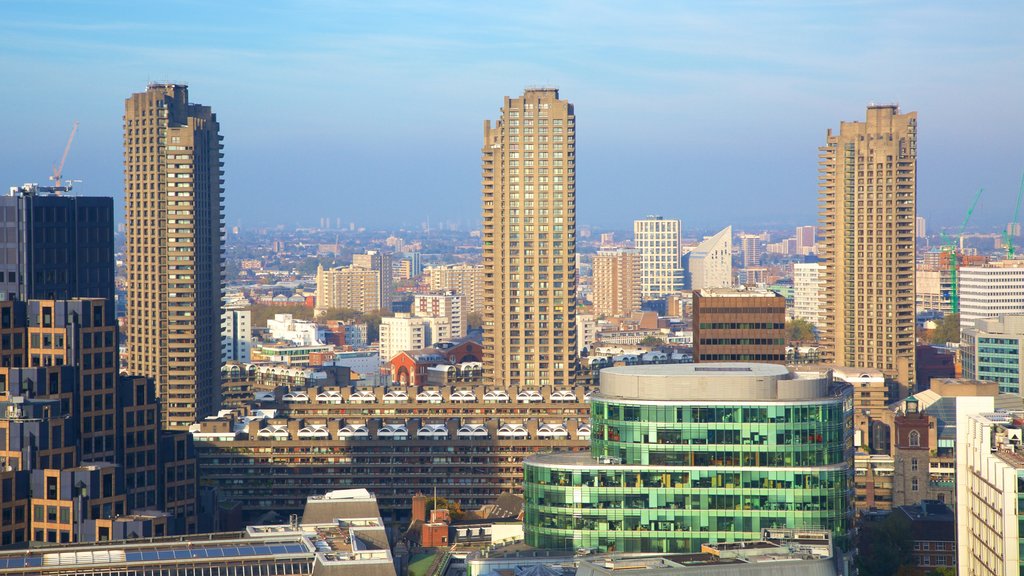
[940,188,983,314]
[48,121,79,193]
[1002,170,1024,259]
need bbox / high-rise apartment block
[413,291,465,339]
[591,248,640,318]
[482,88,577,387]
[221,306,251,363]
[315,264,381,314]
[739,233,763,268]
[425,264,484,317]
[959,260,1024,329]
[793,262,824,326]
[351,250,393,312]
[378,314,427,364]
[692,287,786,363]
[687,226,733,290]
[795,225,816,256]
[124,84,224,430]
[0,185,115,309]
[916,216,927,238]
[633,216,683,300]
[818,105,917,391]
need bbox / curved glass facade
[523,369,854,554]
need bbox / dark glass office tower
[0,184,115,318]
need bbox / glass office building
[523,363,854,553]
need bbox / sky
[1,1,1022,233]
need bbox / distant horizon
[2,2,1022,230]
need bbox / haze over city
[2,1,1022,230]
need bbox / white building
[413,292,465,339]
[959,260,1024,329]
[378,313,427,364]
[221,307,252,363]
[633,216,683,300]
[739,234,763,268]
[793,262,824,326]
[688,226,733,290]
[576,314,597,354]
[958,410,1024,576]
[266,313,323,346]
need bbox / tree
[930,313,960,344]
[856,512,913,576]
[786,319,816,342]
[423,497,465,521]
[639,336,665,347]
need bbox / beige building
[818,105,917,393]
[413,291,465,339]
[124,84,223,430]
[425,264,484,317]
[633,216,682,300]
[792,262,824,326]
[958,410,1024,576]
[315,264,380,314]
[482,88,577,387]
[687,226,733,290]
[351,250,393,312]
[591,249,640,318]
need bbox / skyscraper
[124,84,224,430]
[0,184,114,311]
[687,226,733,290]
[795,225,816,256]
[482,88,577,388]
[351,250,393,312]
[739,233,763,268]
[819,105,916,391]
[633,216,683,300]
[591,248,640,318]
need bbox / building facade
[315,264,381,314]
[0,185,115,308]
[482,88,577,388]
[958,411,1024,576]
[818,105,917,393]
[413,291,465,339]
[793,262,824,326]
[687,226,732,290]
[795,225,816,256]
[522,363,853,553]
[124,83,224,430]
[378,314,427,364]
[962,315,1024,394]
[692,287,786,363]
[189,383,591,526]
[221,306,251,363]
[633,216,682,300]
[959,260,1024,329]
[425,264,484,317]
[591,249,640,318]
[739,233,763,268]
[351,250,393,313]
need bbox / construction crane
[1002,170,1024,259]
[48,121,79,193]
[940,188,983,314]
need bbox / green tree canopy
[786,319,816,342]
[930,313,959,344]
[639,336,666,347]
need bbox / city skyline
[1,2,1022,230]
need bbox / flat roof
[601,363,789,379]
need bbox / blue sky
[1,1,1022,232]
